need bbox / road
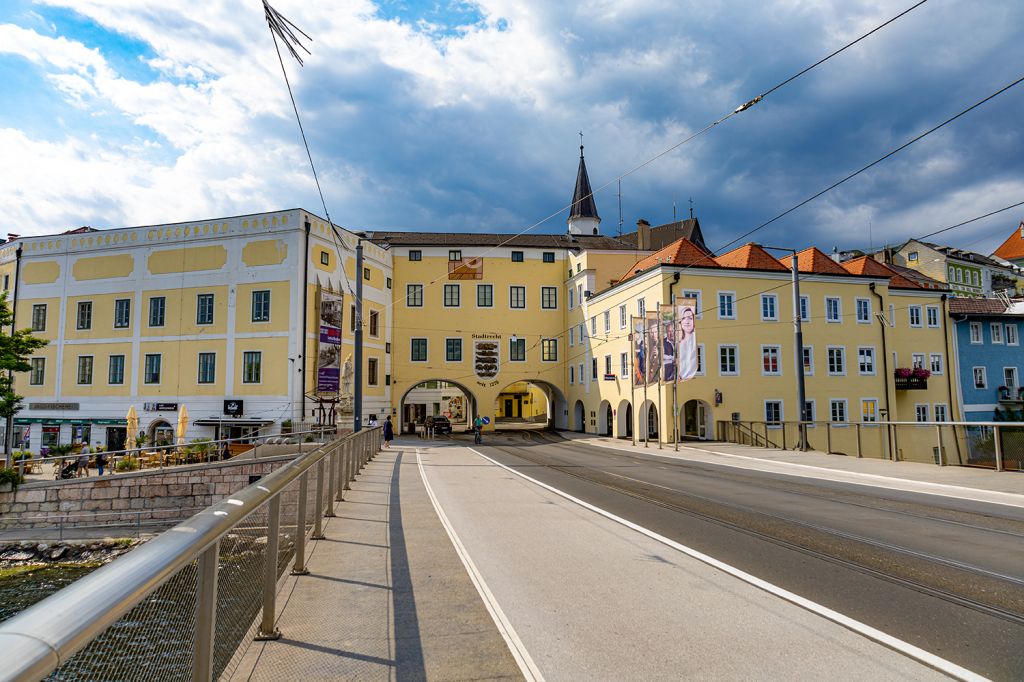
[464,430,1024,680]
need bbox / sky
[1,0,1022,256]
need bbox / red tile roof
[993,221,1024,261]
[714,243,790,272]
[777,247,850,275]
[948,298,1008,314]
[840,256,922,289]
[616,238,718,283]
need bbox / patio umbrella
[126,406,139,448]
[176,405,189,445]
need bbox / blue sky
[1,0,1023,256]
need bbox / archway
[639,400,658,441]
[574,400,586,432]
[598,400,613,436]
[683,399,712,440]
[617,400,632,439]
[148,420,173,446]
[491,380,568,430]
[399,379,477,435]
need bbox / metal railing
[717,419,1024,471]
[0,426,382,681]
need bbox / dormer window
[907,252,918,262]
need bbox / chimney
[636,219,651,251]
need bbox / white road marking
[469,446,989,682]
[415,449,545,682]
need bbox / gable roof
[993,221,1024,262]
[779,247,849,275]
[714,243,790,272]
[617,218,708,253]
[948,298,1008,315]
[840,256,923,289]
[616,238,718,283]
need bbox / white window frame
[802,346,814,376]
[718,291,736,320]
[509,337,526,362]
[926,305,939,328]
[509,285,527,310]
[969,322,982,344]
[443,283,460,308]
[620,352,629,378]
[915,404,929,423]
[934,404,948,422]
[972,366,986,389]
[718,344,739,376]
[911,353,925,370]
[1004,366,1018,390]
[800,295,810,323]
[764,400,784,428]
[619,304,627,329]
[406,284,424,307]
[827,346,846,376]
[991,322,1003,344]
[1007,324,1019,346]
[696,344,706,376]
[603,310,611,333]
[637,298,646,317]
[855,298,871,324]
[930,353,944,375]
[803,399,816,426]
[569,328,575,346]
[760,294,778,322]
[861,398,879,424]
[830,399,848,425]
[541,286,558,310]
[908,305,922,328]
[761,345,781,376]
[825,297,841,323]
[857,346,876,375]
[476,284,494,308]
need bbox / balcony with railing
[893,368,929,390]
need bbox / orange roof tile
[714,243,790,272]
[777,247,849,275]
[840,256,921,289]
[993,221,1024,261]
[616,238,719,283]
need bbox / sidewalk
[229,441,522,681]
[555,432,1024,507]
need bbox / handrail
[718,419,1024,427]
[0,426,381,681]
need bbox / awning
[193,419,275,426]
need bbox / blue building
[950,298,1024,420]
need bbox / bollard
[255,495,282,640]
[192,540,220,682]
[291,472,309,575]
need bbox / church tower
[568,140,601,235]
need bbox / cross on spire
[579,130,584,156]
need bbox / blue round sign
[482,416,491,425]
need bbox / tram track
[479,434,1024,629]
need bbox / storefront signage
[224,399,244,417]
[144,402,179,411]
[28,403,79,411]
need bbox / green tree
[0,292,48,464]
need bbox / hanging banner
[631,316,647,386]
[659,300,698,383]
[645,312,661,384]
[317,290,344,393]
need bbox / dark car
[432,416,452,435]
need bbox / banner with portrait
[660,299,698,383]
[316,289,344,393]
[631,316,647,386]
[645,312,662,384]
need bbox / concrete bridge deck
[228,435,1024,681]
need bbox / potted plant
[281,419,293,435]
[999,385,1010,399]
[894,368,912,379]
[911,368,931,380]
[0,467,25,492]
[115,457,139,472]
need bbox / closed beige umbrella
[126,406,139,448]
[176,405,190,445]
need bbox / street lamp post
[354,237,364,433]
[763,246,809,451]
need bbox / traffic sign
[482,416,491,425]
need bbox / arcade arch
[598,400,613,436]
[683,399,712,440]
[639,400,659,442]
[617,400,632,439]
[573,400,586,433]
[399,379,476,435]
[491,379,568,430]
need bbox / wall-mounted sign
[28,403,79,411]
[224,399,244,417]
[144,402,179,412]
[317,290,343,393]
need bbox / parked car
[432,416,452,435]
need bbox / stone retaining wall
[0,454,300,528]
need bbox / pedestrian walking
[473,416,483,445]
[95,443,107,476]
[76,443,91,478]
[383,416,394,448]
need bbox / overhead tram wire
[374,0,932,313]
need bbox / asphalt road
[471,431,1024,681]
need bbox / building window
[386,277,392,289]
[197,352,216,384]
[366,310,378,337]
[603,310,611,333]
[149,297,166,327]
[934,404,948,422]
[409,250,422,261]
[590,316,597,335]
[108,354,125,385]
[541,339,558,361]
[682,290,703,318]
[543,252,555,263]
[915,404,929,422]
[800,296,810,323]
[363,267,370,281]
[619,304,627,328]
[830,399,847,424]
[196,293,215,325]
[578,323,585,341]
[449,250,462,261]
[407,284,423,307]
[862,399,878,423]
[908,251,919,261]
[510,338,526,362]
[445,338,462,362]
[991,323,1004,344]
[349,305,357,332]
[858,347,875,375]
[802,347,814,376]
[30,357,45,385]
[718,292,735,320]
[411,338,428,362]
[444,284,460,307]
[76,301,92,330]
[761,294,777,321]
[719,345,738,375]
[908,306,922,328]
[973,367,986,389]
[1008,324,1020,346]
[242,351,262,383]
[765,400,783,425]
[144,354,161,384]
[1004,367,1018,390]
[252,290,271,322]
[1,275,7,291]
[114,299,131,328]
[569,328,574,346]
[477,284,493,307]
[910,353,925,370]
[367,358,379,385]
[761,346,781,375]
[855,298,871,324]
[578,363,584,383]
[696,344,705,375]
[803,400,815,423]
[568,288,575,309]
[541,287,558,309]
[969,322,982,344]
[77,356,93,385]
[510,286,526,309]
[926,306,939,328]
[930,353,944,374]
[592,358,598,380]
[569,366,574,384]
[637,298,645,317]
[31,304,46,332]
[825,297,841,322]
[827,347,845,375]
[320,251,330,266]
[511,251,524,262]
[620,352,629,378]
